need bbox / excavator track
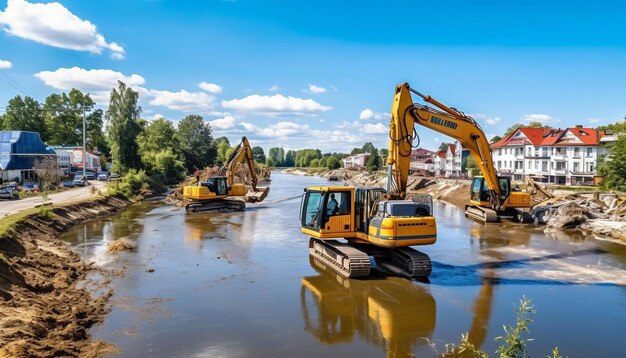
[186,199,246,212]
[309,238,371,278]
[372,247,432,279]
[464,205,498,223]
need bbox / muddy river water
[60,172,626,357]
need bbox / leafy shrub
[108,169,150,199]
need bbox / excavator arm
[389,83,502,208]
[222,136,259,192]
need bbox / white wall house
[491,126,613,185]
[433,150,446,177]
[445,142,466,178]
[342,153,370,169]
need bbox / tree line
[264,142,387,172]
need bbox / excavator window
[302,191,323,229]
[498,177,511,199]
[325,191,351,216]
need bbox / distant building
[50,146,102,173]
[342,153,370,169]
[0,131,57,183]
[433,150,446,177]
[409,148,435,175]
[491,125,615,185]
[445,141,469,178]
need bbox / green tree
[176,114,216,172]
[361,142,377,155]
[252,146,266,164]
[439,142,451,151]
[490,135,502,143]
[268,147,285,166]
[214,137,232,166]
[598,135,626,192]
[153,149,186,184]
[366,151,381,173]
[138,117,179,155]
[44,89,104,148]
[106,81,143,174]
[284,150,296,167]
[350,147,364,155]
[597,117,626,133]
[1,96,46,139]
[466,155,479,177]
[326,156,340,170]
[310,158,321,167]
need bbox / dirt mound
[0,195,131,357]
[108,237,137,252]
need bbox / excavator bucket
[244,186,270,203]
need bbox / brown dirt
[107,237,137,253]
[0,195,131,357]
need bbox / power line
[0,72,30,97]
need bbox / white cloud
[152,114,164,120]
[521,113,559,124]
[0,0,125,59]
[198,82,222,94]
[0,59,12,69]
[222,94,331,116]
[334,120,362,129]
[209,115,237,130]
[269,85,280,92]
[149,89,215,112]
[471,113,501,126]
[240,121,309,138]
[34,67,145,104]
[363,122,388,134]
[34,67,144,91]
[305,84,326,94]
[359,108,390,121]
[588,118,602,124]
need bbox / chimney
[575,124,583,128]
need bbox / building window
[542,161,548,171]
[542,148,548,157]
[587,147,592,156]
[573,162,579,172]
[574,147,580,157]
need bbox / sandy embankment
[0,195,131,357]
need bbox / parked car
[109,173,121,179]
[0,186,19,200]
[97,172,109,181]
[73,176,88,187]
[22,183,40,193]
[62,180,75,188]
[74,171,96,180]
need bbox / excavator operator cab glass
[470,177,491,202]
[498,177,511,199]
[325,191,350,216]
[301,190,323,230]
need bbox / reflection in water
[301,256,436,357]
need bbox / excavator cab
[300,187,353,235]
[470,176,511,205]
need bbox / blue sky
[1,0,625,152]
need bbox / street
[0,181,107,217]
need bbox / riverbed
[59,172,626,357]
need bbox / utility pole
[83,106,87,180]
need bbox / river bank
[0,195,132,357]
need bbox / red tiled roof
[491,127,602,148]
[448,144,457,154]
[435,150,446,158]
[410,148,434,156]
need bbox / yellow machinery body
[300,186,436,249]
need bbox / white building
[50,146,102,173]
[445,142,467,178]
[433,150,446,177]
[491,126,613,185]
[409,148,435,175]
[342,153,370,169]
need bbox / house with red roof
[491,125,614,185]
[433,150,447,177]
[445,141,469,178]
[409,148,435,175]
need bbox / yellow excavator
[392,82,531,222]
[183,136,270,212]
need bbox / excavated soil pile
[0,195,131,357]
[107,237,137,253]
[168,165,271,207]
[534,194,626,243]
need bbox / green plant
[452,297,565,358]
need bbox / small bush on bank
[108,169,151,199]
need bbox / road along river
[59,172,626,357]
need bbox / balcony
[552,154,567,161]
[525,154,549,159]
[554,169,567,175]
[570,170,595,176]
